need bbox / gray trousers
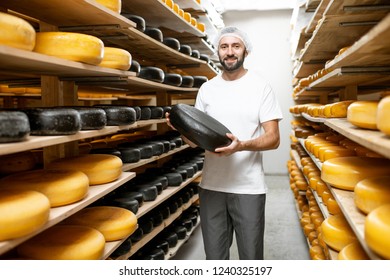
[199,187,266,260]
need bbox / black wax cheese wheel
[133,144,153,159]
[139,66,164,83]
[144,27,163,42]
[134,184,158,201]
[130,60,141,74]
[179,44,192,56]
[70,107,107,130]
[180,76,194,87]
[169,103,232,151]
[118,147,141,163]
[94,105,136,126]
[130,227,143,243]
[133,106,141,120]
[165,172,183,186]
[23,107,81,135]
[174,169,187,181]
[200,54,210,63]
[163,231,178,248]
[177,165,194,178]
[122,14,146,32]
[158,205,170,219]
[163,73,182,87]
[145,141,164,156]
[109,197,139,214]
[111,237,132,258]
[139,219,153,234]
[151,212,164,227]
[163,37,180,51]
[178,218,193,231]
[173,225,187,239]
[118,191,144,207]
[154,240,169,254]
[193,76,208,88]
[145,248,165,260]
[162,106,171,115]
[167,201,178,214]
[191,49,200,59]
[149,106,164,119]
[0,111,30,143]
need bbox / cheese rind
[95,0,122,13]
[0,190,50,241]
[62,206,137,241]
[337,241,369,260]
[33,32,104,65]
[0,12,36,51]
[321,214,357,251]
[365,204,390,259]
[99,47,131,70]
[321,157,390,191]
[0,169,89,207]
[347,101,379,130]
[17,225,105,260]
[377,96,390,136]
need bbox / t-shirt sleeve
[259,83,283,123]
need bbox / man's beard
[219,54,245,72]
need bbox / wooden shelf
[324,0,390,16]
[0,0,136,28]
[325,118,390,159]
[0,171,136,256]
[0,119,166,156]
[122,144,190,171]
[300,13,387,63]
[167,219,200,259]
[121,0,205,38]
[175,0,205,12]
[305,0,331,34]
[0,46,135,79]
[326,14,390,70]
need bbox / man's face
[218,36,247,72]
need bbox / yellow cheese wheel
[33,32,104,65]
[323,100,355,118]
[377,96,390,136]
[165,0,174,9]
[321,157,390,191]
[337,241,369,260]
[347,101,379,130]
[321,214,357,251]
[327,197,341,215]
[94,0,121,13]
[0,169,89,207]
[0,190,50,241]
[310,245,325,260]
[365,204,390,259]
[355,176,390,214]
[320,146,356,162]
[62,206,137,241]
[0,12,36,51]
[183,12,191,22]
[98,47,131,70]
[0,151,36,174]
[47,154,122,185]
[197,22,206,32]
[17,225,105,260]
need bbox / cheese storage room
[0,0,389,275]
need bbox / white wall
[222,10,294,174]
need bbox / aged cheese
[62,206,137,241]
[319,146,356,162]
[47,154,122,185]
[0,190,50,241]
[0,169,89,207]
[337,241,369,260]
[377,96,390,136]
[347,101,379,130]
[99,47,131,70]
[354,176,390,214]
[321,157,390,191]
[95,0,121,13]
[323,100,355,118]
[321,214,357,251]
[33,32,104,65]
[0,110,30,143]
[365,204,390,259]
[17,225,105,260]
[0,12,36,51]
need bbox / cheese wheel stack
[98,47,132,70]
[365,204,390,259]
[17,225,105,260]
[323,100,355,118]
[347,101,379,130]
[0,169,89,207]
[0,190,50,241]
[47,154,122,185]
[62,206,137,241]
[0,12,36,51]
[33,32,104,65]
[377,96,390,136]
[321,157,390,191]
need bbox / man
[167,26,283,260]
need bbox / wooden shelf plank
[0,0,136,28]
[175,0,205,12]
[0,171,136,255]
[325,118,390,159]
[0,119,166,156]
[324,0,390,16]
[121,0,204,37]
[305,0,332,34]
[300,13,387,63]
[326,14,390,70]
[0,46,135,79]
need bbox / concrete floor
[171,175,310,260]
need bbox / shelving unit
[0,0,216,260]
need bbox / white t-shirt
[195,70,283,194]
